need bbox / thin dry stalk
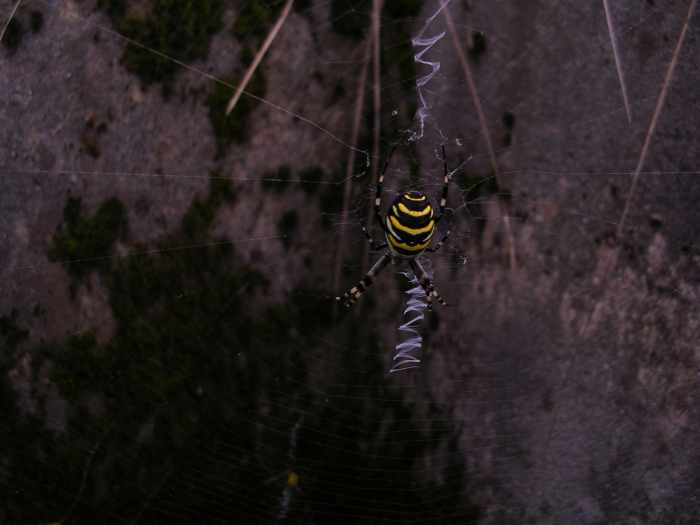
[333,37,372,307]
[0,0,22,42]
[361,0,384,274]
[542,0,697,474]
[464,0,473,48]
[603,0,633,123]
[60,419,117,524]
[225,0,294,116]
[440,0,516,269]
[617,0,697,236]
[371,0,382,183]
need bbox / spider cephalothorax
[335,146,452,311]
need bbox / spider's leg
[357,210,388,250]
[434,145,450,224]
[374,147,396,234]
[408,259,450,312]
[336,252,392,307]
[425,221,452,253]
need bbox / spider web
[1,0,699,523]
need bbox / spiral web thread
[390,268,433,373]
[407,0,450,142]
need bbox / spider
[335,146,452,311]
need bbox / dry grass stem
[225,0,294,116]
[544,0,698,472]
[333,37,372,307]
[362,0,384,273]
[371,0,383,183]
[617,0,697,236]
[0,0,22,42]
[440,0,516,269]
[60,420,117,524]
[603,0,633,123]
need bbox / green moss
[330,0,369,38]
[415,435,481,523]
[457,172,499,236]
[239,44,256,67]
[457,172,499,196]
[0,310,29,352]
[207,73,265,147]
[262,165,291,192]
[331,82,346,105]
[293,0,312,12]
[299,166,324,195]
[277,210,299,250]
[414,482,481,524]
[5,163,480,522]
[328,0,423,166]
[1,17,22,50]
[503,112,515,129]
[232,0,281,41]
[97,0,225,95]
[29,10,44,33]
[182,170,235,237]
[288,286,337,331]
[394,29,417,87]
[319,171,345,228]
[49,197,126,279]
[181,200,214,237]
[98,0,127,19]
[382,0,424,88]
[51,331,116,400]
[209,169,236,204]
[469,31,487,62]
[384,0,422,18]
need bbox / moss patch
[330,0,369,38]
[456,172,499,236]
[319,170,345,228]
[329,0,425,182]
[232,0,281,41]
[49,197,126,280]
[182,170,236,237]
[29,10,43,32]
[97,0,226,95]
[0,310,29,352]
[5,175,480,523]
[299,166,324,195]
[209,169,237,204]
[207,72,265,148]
[262,165,291,193]
[469,31,487,62]
[1,17,22,50]
[277,210,299,250]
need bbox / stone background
[1,0,698,522]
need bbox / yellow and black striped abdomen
[385,191,435,258]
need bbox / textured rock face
[420,1,700,522]
[1,0,698,522]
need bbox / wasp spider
[336,146,452,311]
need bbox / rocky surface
[1,0,698,522]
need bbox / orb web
[1,0,699,523]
